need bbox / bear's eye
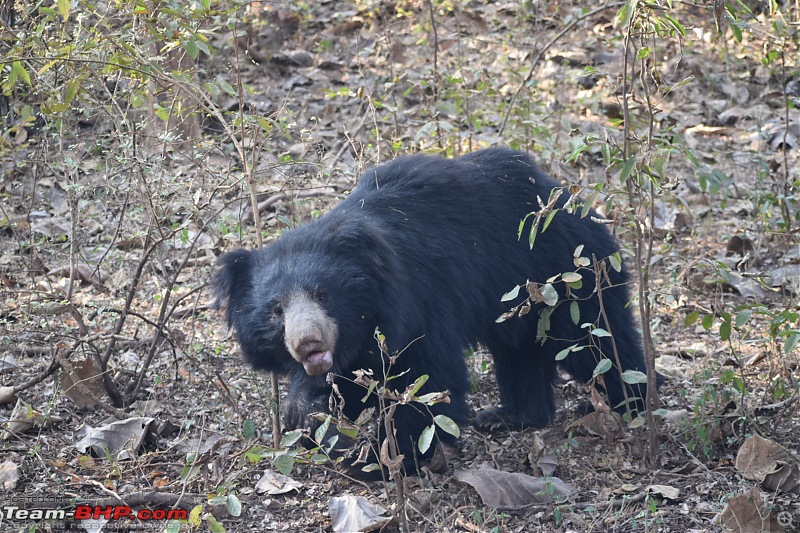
[315,290,328,302]
[270,303,283,318]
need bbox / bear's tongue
[303,351,333,376]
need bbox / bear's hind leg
[475,341,558,432]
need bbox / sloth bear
[213,148,656,469]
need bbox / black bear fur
[213,148,659,469]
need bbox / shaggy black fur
[213,148,659,468]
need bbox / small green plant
[498,212,650,423]
[187,503,227,533]
[681,366,745,460]
[634,494,663,530]
[263,330,461,530]
[686,301,800,368]
[470,507,511,532]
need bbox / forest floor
[2,1,799,532]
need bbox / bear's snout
[283,293,338,376]
[300,349,333,376]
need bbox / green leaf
[719,321,731,341]
[540,283,558,307]
[154,107,171,121]
[652,154,668,180]
[670,76,696,93]
[196,40,212,57]
[406,374,429,397]
[570,301,580,325]
[591,328,612,338]
[615,2,633,27]
[218,79,237,96]
[574,255,590,268]
[730,22,743,43]
[57,0,70,21]
[257,116,274,134]
[701,314,714,331]
[206,514,226,533]
[226,494,242,517]
[536,307,552,342]
[619,157,636,184]
[180,463,201,483]
[501,285,521,302]
[64,78,81,104]
[242,419,255,439]
[735,310,752,328]
[418,425,435,454]
[188,505,203,527]
[47,102,68,114]
[662,14,686,36]
[601,143,612,165]
[205,82,220,97]
[244,446,266,463]
[555,344,580,361]
[637,47,651,60]
[338,426,359,439]
[528,223,539,249]
[273,453,295,476]
[730,376,745,394]
[629,415,646,429]
[280,429,303,447]
[361,379,377,403]
[555,346,571,361]
[11,61,31,87]
[542,209,558,232]
[684,310,699,327]
[324,434,339,452]
[783,333,799,355]
[433,414,461,438]
[184,39,199,61]
[621,370,648,384]
[518,212,533,239]
[609,252,622,272]
[767,49,780,64]
[314,416,331,444]
[566,137,589,163]
[593,358,612,377]
[562,272,582,283]
[580,189,601,218]
[208,494,227,507]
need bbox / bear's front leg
[282,374,330,432]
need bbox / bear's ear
[212,249,253,325]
